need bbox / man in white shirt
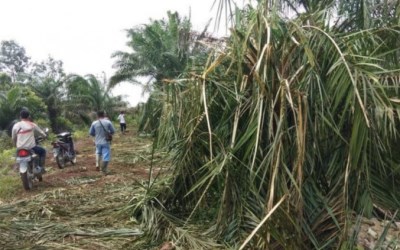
[12,110,47,172]
[117,111,126,134]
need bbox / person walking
[117,111,126,134]
[89,110,115,175]
[11,109,47,173]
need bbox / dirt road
[0,130,161,249]
[2,131,399,249]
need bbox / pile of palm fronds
[132,0,400,249]
[0,185,143,249]
[1,123,176,249]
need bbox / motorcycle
[52,131,76,169]
[15,128,48,191]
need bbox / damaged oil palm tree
[131,1,400,249]
[110,11,213,134]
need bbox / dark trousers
[32,145,46,166]
[120,123,126,132]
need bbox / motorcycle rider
[11,109,47,173]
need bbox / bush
[0,148,14,172]
[72,129,89,140]
[55,116,74,133]
[0,138,17,200]
[0,131,13,151]
[34,118,50,131]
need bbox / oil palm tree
[29,78,64,132]
[27,57,69,132]
[110,11,212,133]
[0,86,46,132]
[65,74,126,124]
[130,0,400,249]
[110,11,193,89]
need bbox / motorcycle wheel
[71,153,77,165]
[20,171,33,190]
[56,151,66,169]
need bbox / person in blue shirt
[89,110,115,174]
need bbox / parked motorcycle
[15,128,48,190]
[52,131,76,169]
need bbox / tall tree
[110,11,213,133]
[30,56,65,81]
[65,74,126,124]
[28,57,66,132]
[110,11,194,89]
[0,40,30,81]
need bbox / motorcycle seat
[57,132,71,137]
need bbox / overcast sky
[0,0,232,106]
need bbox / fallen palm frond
[0,183,143,249]
[113,132,169,167]
[0,118,162,249]
[136,1,400,249]
[125,180,224,249]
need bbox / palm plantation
[110,11,194,87]
[0,43,125,133]
[64,74,126,123]
[0,0,399,249]
[110,11,212,133]
[108,0,400,249]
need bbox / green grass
[72,129,89,140]
[0,149,15,172]
[0,148,20,201]
[0,175,20,200]
[0,132,13,151]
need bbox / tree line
[0,40,127,136]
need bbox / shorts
[95,143,111,162]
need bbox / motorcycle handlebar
[35,128,49,143]
[36,136,46,143]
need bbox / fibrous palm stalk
[138,3,400,249]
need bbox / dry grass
[0,130,168,249]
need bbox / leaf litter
[0,130,165,249]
